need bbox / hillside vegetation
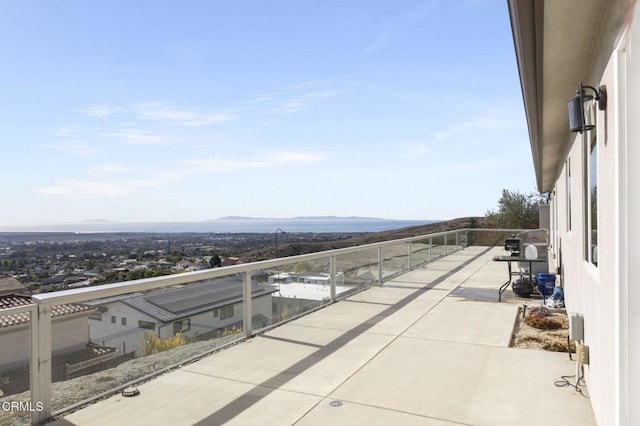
[239,216,488,261]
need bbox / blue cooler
[535,273,556,296]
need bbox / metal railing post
[243,271,252,338]
[377,246,383,285]
[31,303,52,425]
[16,225,521,424]
[330,255,336,303]
[444,234,448,256]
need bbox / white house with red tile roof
[0,294,92,372]
[0,277,26,296]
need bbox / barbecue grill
[504,237,521,256]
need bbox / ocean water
[0,218,438,234]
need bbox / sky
[0,0,536,227]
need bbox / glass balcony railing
[0,227,526,425]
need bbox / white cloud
[184,151,325,173]
[130,171,186,188]
[132,103,235,126]
[77,80,330,138]
[81,104,120,118]
[37,170,187,198]
[81,102,235,127]
[87,164,127,175]
[249,91,281,104]
[432,112,516,141]
[290,80,322,90]
[268,91,331,115]
[362,35,393,57]
[395,142,432,158]
[248,80,321,105]
[183,158,265,173]
[36,150,326,199]
[242,80,332,116]
[267,151,326,163]
[54,126,82,137]
[46,140,96,156]
[101,128,170,145]
[38,180,133,197]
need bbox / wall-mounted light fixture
[568,82,607,133]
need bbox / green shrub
[217,326,243,337]
[141,331,186,356]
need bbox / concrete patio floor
[50,246,595,426]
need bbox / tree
[293,260,319,273]
[486,189,541,229]
[209,254,222,268]
[168,250,183,263]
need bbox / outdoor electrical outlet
[582,345,590,365]
[578,344,590,366]
[569,312,584,341]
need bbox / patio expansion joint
[342,299,396,307]
[382,284,438,290]
[259,334,326,349]
[432,255,500,290]
[420,267,459,272]
[274,321,382,334]
[179,368,327,399]
[189,247,496,425]
[292,255,501,423]
[397,333,515,349]
[56,247,495,426]
[293,397,472,426]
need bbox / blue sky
[0,0,535,227]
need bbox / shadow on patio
[51,246,594,426]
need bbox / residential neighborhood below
[0,218,478,400]
[0,231,366,397]
[0,231,362,292]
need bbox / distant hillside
[238,216,487,261]
[346,216,488,244]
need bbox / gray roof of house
[91,277,276,323]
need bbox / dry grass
[512,307,575,353]
[523,315,563,330]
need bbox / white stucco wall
[0,313,90,371]
[89,301,156,356]
[617,19,640,425]
[0,326,32,371]
[548,13,640,424]
[90,295,273,357]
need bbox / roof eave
[507,0,630,193]
[507,0,545,192]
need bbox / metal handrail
[32,228,467,307]
[20,227,530,424]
